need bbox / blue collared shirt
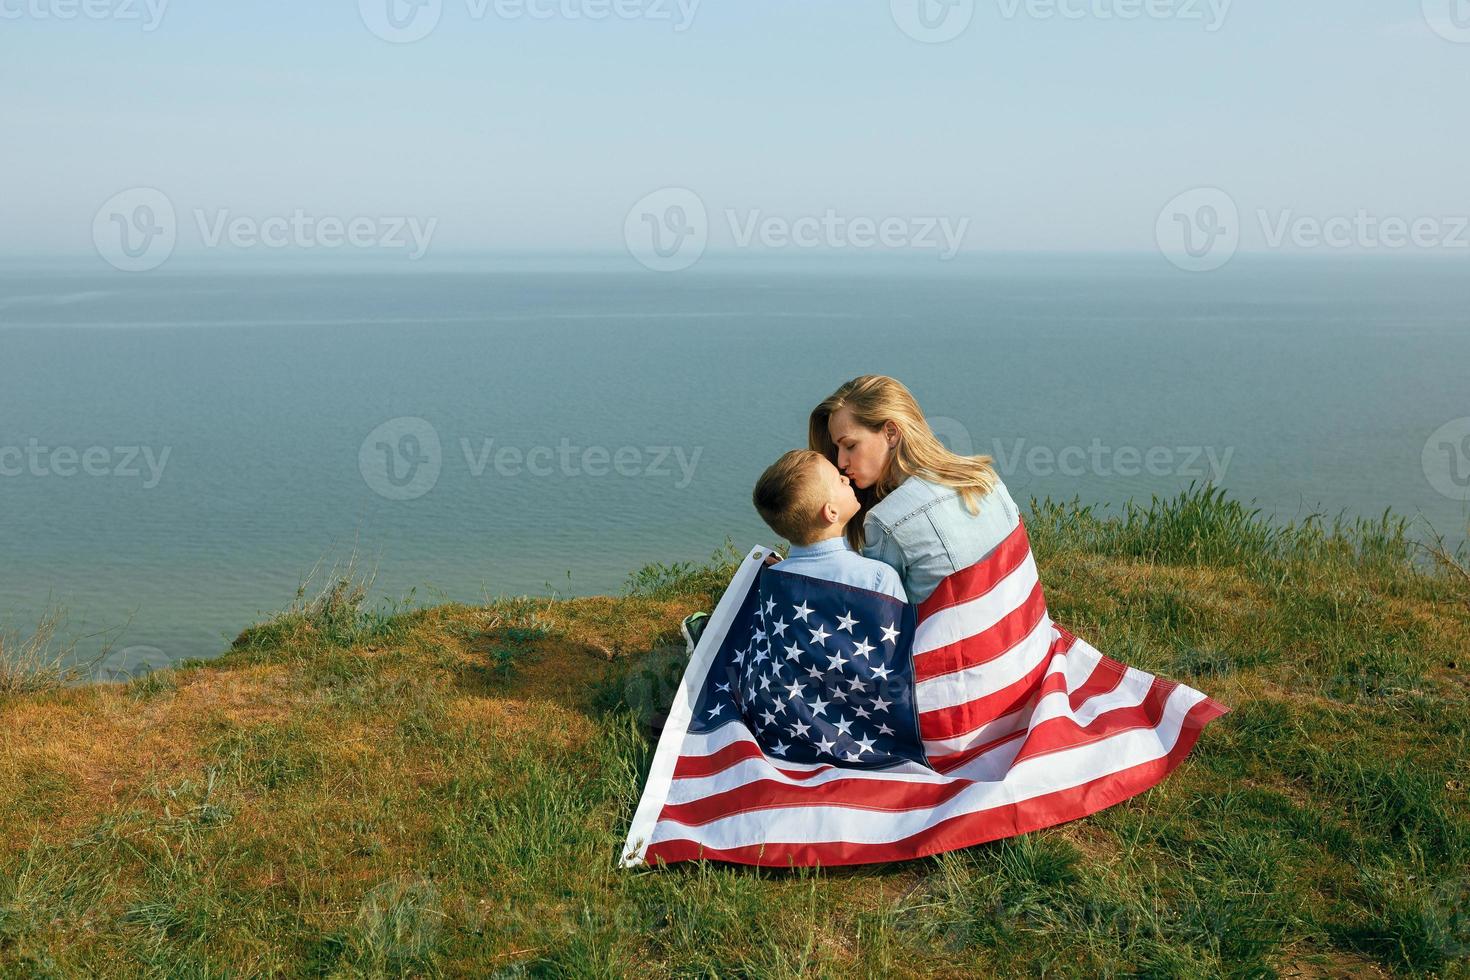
[861,475,1021,606]
[771,537,909,602]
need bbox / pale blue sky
[3,0,1466,256]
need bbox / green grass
[1,486,1467,977]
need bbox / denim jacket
[860,475,1021,606]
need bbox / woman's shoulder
[866,476,956,528]
[866,474,1015,531]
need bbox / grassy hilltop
[2,487,1468,978]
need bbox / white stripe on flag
[914,612,1054,712]
[666,746,953,806]
[912,549,1039,656]
[648,683,1207,848]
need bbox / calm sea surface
[2,254,1467,672]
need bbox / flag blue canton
[688,567,926,770]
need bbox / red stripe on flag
[916,520,1033,622]
[917,630,1077,742]
[641,696,1230,869]
[672,736,833,782]
[924,648,1123,772]
[657,770,972,828]
[913,578,1048,682]
[661,681,1181,827]
[1006,676,1176,768]
[927,725,1028,774]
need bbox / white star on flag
[835,611,858,633]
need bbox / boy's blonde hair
[752,449,829,546]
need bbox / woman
[809,375,1021,605]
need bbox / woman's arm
[861,513,909,585]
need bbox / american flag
[621,521,1230,868]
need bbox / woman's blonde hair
[809,375,998,550]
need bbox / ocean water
[2,254,1467,672]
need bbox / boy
[680,448,906,654]
[753,449,908,601]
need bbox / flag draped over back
[621,521,1229,869]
